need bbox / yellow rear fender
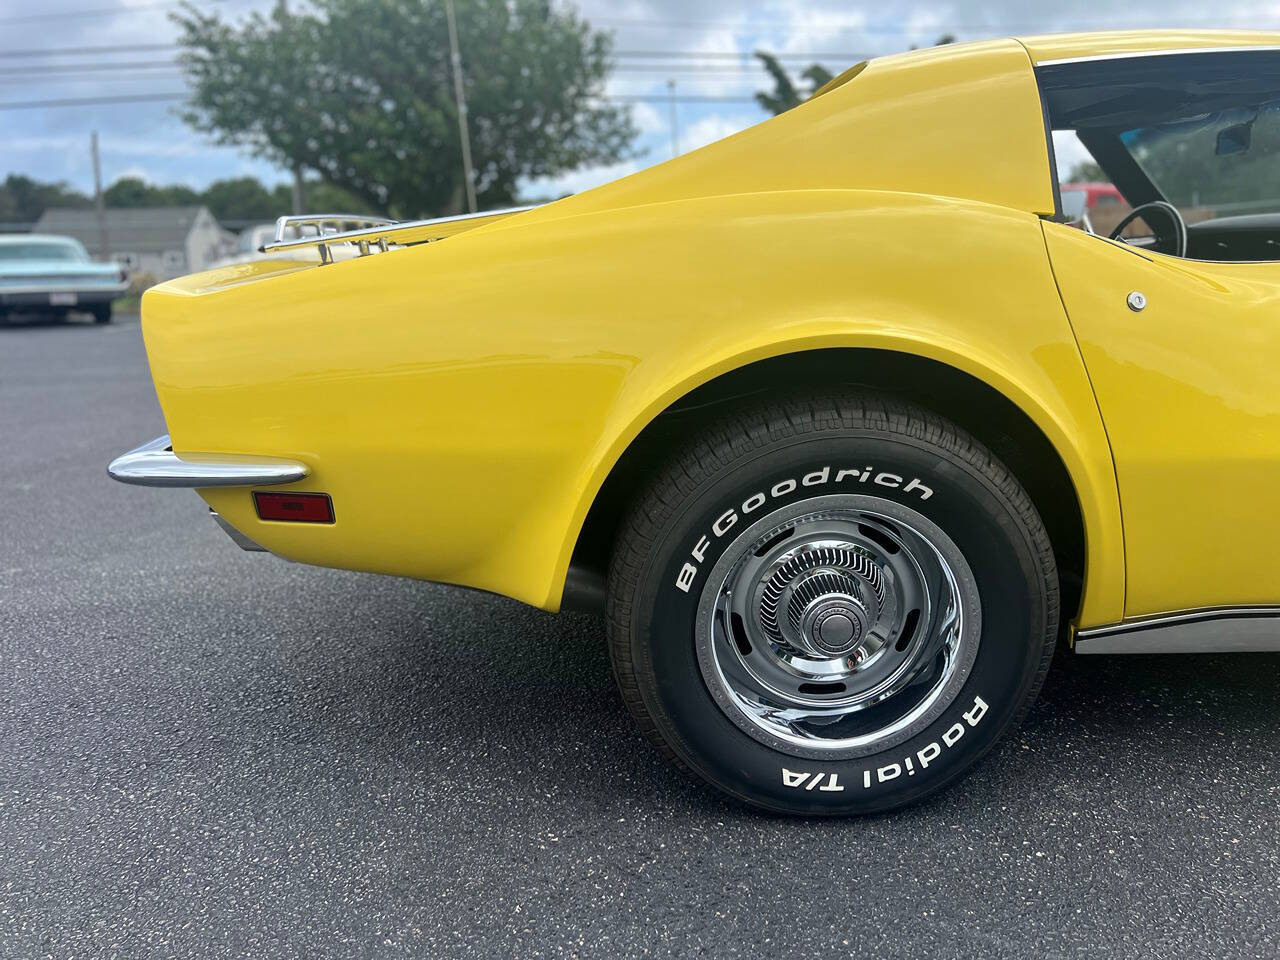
[142,189,1124,627]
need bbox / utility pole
[277,0,306,213]
[90,131,110,259]
[444,0,478,213]
[667,79,680,158]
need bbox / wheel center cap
[818,612,856,648]
[803,597,866,657]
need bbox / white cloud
[3,135,211,159]
[1053,131,1095,180]
[521,158,646,199]
[9,0,1280,196]
[631,101,666,136]
[679,112,758,153]
[113,163,154,183]
[774,7,870,58]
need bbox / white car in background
[0,234,128,324]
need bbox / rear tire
[92,305,112,324]
[606,391,1058,815]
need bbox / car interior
[1039,50,1280,262]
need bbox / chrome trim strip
[260,205,539,259]
[1037,45,1280,67]
[270,213,396,245]
[1075,607,1280,654]
[107,434,308,488]
[210,509,266,552]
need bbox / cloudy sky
[2,0,1279,209]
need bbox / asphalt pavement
[2,313,1278,959]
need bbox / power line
[595,14,1272,32]
[607,94,757,104]
[0,1,190,25]
[615,64,838,74]
[614,50,864,61]
[2,53,862,91]
[0,71,185,83]
[0,41,869,61]
[0,60,181,74]
[0,0,247,25]
[0,90,760,110]
[0,42,178,59]
[15,60,829,78]
[0,5,1267,34]
[0,92,186,109]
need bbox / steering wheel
[1108,201,1187,258]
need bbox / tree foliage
[0,175,88,224]
[100,174,367,221]
[103,177,201,208]
[200,176,368,220]
[198,176,278,221]
[2,172,370,227]
[1066,160,1106,183]
[911,33,956,49]
[173,0,637,218]
[756,34,958,117]
[1129,106,1280,213]
[754,52,833,115]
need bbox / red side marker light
[253,491,335,523]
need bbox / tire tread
[606,390,1059,794]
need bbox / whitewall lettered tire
[606,391,1058,814]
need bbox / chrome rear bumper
[107,434,309,488]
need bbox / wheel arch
[556,342,1119,629]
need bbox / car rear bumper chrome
[107,434,309,488]
[0,284,128,307]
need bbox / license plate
[49,292,78,306]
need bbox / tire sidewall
[629,429,1051,814]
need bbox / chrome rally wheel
[607,391,1059,815]
[696,497,980,760]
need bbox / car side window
[1040,50,1280,262]
[1122,102,1280,219]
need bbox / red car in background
[1061,181,1124,209]
[1060,181,1130,234]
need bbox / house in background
[33,206,236,280]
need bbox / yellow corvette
[110,31,1280,814]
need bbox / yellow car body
[128,30,1280,645]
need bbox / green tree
[175,175,371,222]
[289,179,373,215]
[758,34,960,117]
[910,33,957,50]
[1066,160,1107,183]
[103,177,200,207]
[0,175,89,224]
[173,0,636,218]
[257,180,376,219]
[754,51,833,115]
[200,176,277,221]
[1126,110,1280,212]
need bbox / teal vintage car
[0,234,128,324]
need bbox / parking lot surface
[2,315,1278,958]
